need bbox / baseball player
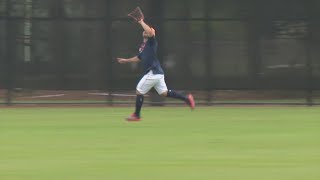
[117,19,195,121]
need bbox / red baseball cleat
[187,94,195,110]
[126,113,141,121]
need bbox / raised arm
[117,56,140,64]
[138,19,155,37]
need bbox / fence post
[23,0,32,63]
[53,0,67,90]
[205,0,212,105]
[105,0,113,106]
[248,2,261,91]
[305,1,314,106]
[5,0,12,105]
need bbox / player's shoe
[126,113,141,121]
[187,94,195,110]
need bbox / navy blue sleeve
[137,52,142,60]
[148,36,156,46]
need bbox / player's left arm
[138,19,155,37]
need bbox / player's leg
[154,75,195,109]
[130,91,144,121]
[127,73,156,121]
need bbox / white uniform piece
[136,70,168,95]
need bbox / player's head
[142,28,155,39]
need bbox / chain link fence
[1,0,320,105]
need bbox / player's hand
[137,19,144,24]
[117,58,127,64]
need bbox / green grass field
[1,107,320,180]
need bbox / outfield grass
[1,107,320,180]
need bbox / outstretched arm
[138,19,155,37]
[117,56,140,64]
